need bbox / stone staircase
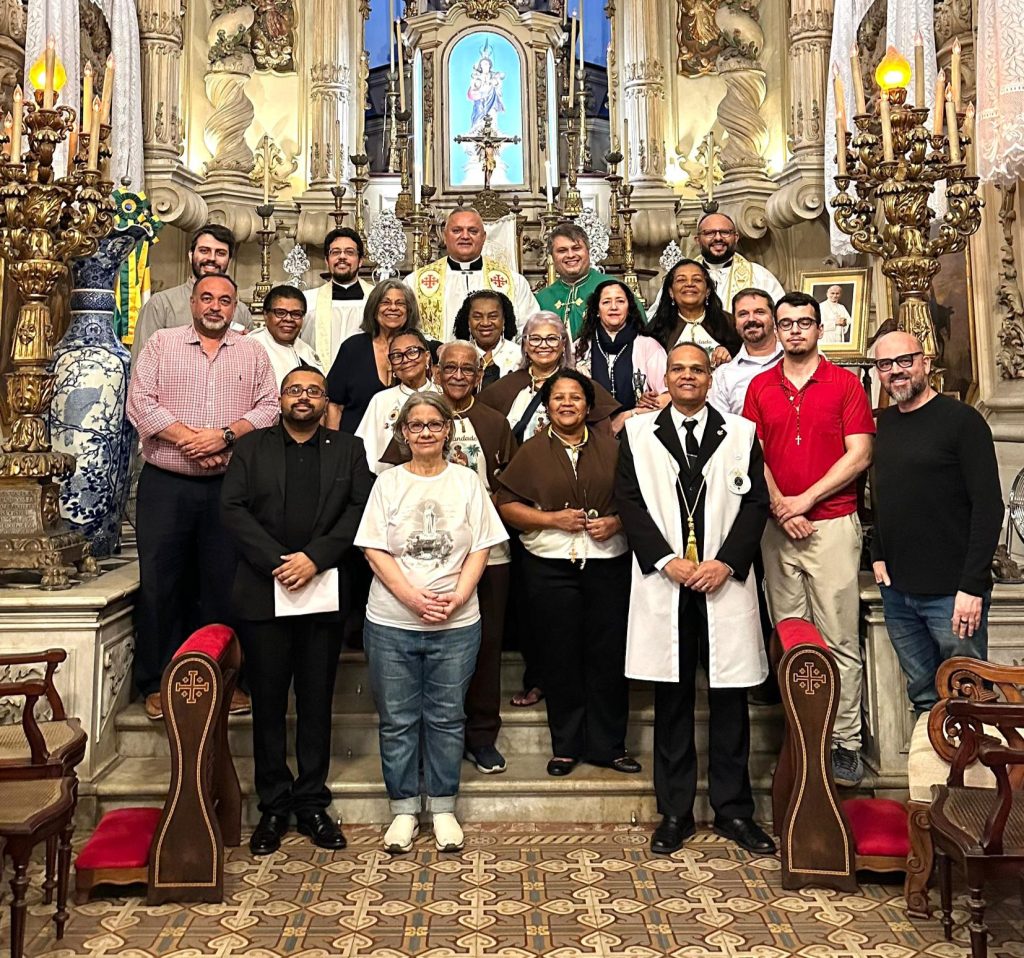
[82,651,789,827]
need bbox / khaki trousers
[762,513,863,750]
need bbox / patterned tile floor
[10,823,1024,958]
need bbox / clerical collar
[332,280,364,301]
[448,257,483,271]
[704,257,733,270]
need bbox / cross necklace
[779,359,820,446]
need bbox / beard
[197,315,230,334]
[699,242,736,266]
[330,264,359,284]
[887,374,928,404]
[741,325,771,346]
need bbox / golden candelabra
[384,73,401,175]
[0,52,116,587]
[329,185,347,230]
[410,201,429,271]
[575,67,590,175]
[603,148,624,265]
[395,109,413,222]
[251,203,276,315]
[832,46,982,358]
[561,123,583,217]
[349,151,370,246]
[618,182,643,303]
[416,184,436,266]
[540,200,561,285]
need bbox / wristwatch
[222,427,236,447]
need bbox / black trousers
[239,618,343,815]
[506,536,542,692]
[522,551,631,761]
[465,563,510,751]
[134,464,237,696]
[654,594,754,821]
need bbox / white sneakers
[383,814,419,853]
[382,812,465,853]
[432,812,464,852]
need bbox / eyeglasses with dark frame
[388,346,428,365]
[405,419,448,434]
[698,229,737,239]
[281,384,326,398]
[526,334,562,348]
[776,317,819,331]
[440,363,480,378]
[873,351,924,373]
[268,307,306,321]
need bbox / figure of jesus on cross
[455,115,521,191]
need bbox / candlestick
[914,31,925,107]
[396,20,406,112]
[951,37,962,110]
[850,44,867,114]
[82,63,94,134]
[99,55,114,124]
[964,102,975,176]
[879,90,894,162]
[568,16,577,102]
[622,118,630,185]
[932,69,945,136]
[87,98,101,168]
[10,86,22,159]
[835,113,847,176]
[945,89,960,164]
[43,37,55,109]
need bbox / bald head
[874,330,932,408]
[874,331,923,359]
[445,209,487,263]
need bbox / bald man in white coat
[615,342,774,856]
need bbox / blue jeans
[363,619,481,814]
[879,585,990,713]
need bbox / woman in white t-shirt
[355,393,508,856]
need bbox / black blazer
[614,404,768,584]
[220,424,374,621]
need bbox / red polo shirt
[742,357,875,521]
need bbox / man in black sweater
[871,332,1004,713]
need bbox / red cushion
[75,807,161,870]
[775,617,829,652]
[843,798,910,858]
[173,624,235,663]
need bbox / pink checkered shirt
[128,324,280,476]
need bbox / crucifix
[454,115,521,191]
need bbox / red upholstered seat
[75,807,161,870]
[843,798,911,858]
[775,617,829,652]
[173,624,235,664]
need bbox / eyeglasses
[874,351,923,373]
[440,363,480,377]
[776,317,819,331]
[282,384,326,398]
[388,346,427,365]
[268,307,305,321]
[526,334,562,348]
[405,420,447,434]
[698,229,736,239]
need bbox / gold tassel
[684,523,699,564]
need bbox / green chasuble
[536,269,643,338]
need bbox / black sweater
[871,393,1003,596]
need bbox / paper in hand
[273,568,340,617]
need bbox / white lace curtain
[977,0,1024,186]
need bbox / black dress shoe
[650,815,696,854]
[249,812,289,856]
[546,757,578,776]
[296,810,347,850]
[713,816,776,854]
[590,755,643,774]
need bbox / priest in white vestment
[301,227,375,370]
[248,285,323,388]
[405,209,539,342]
[819,285,853,344]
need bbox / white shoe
[433,812,464,852]
[383,814,419,854]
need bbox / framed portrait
[800,268,870,359]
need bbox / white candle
[832,66,846,125]
[389,0,395,72]
[850,44,867,114]
[568,16,577,102]
[43,37,55,109]
[951,37,962,111]
[623,118,630,184]
[263,139,271,203]
[99,55,114,125]
[545,159,554,203]
[396,20,406,112]
[87,97,101,168]
[335,119,342,185]
[945,89,960,163]
[546,50,559,161]
[836,113,848,176]
[10,87,22,160]
[412,49,424,187]
[964,102,975,175]
[706,132,715,201]
[424,119,433,183]
[82,63,93,134]
[2,113,12,159]
[932,69,945,137]
[879,91,894,162]
[914,31,925,108]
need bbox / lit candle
[879,90,894,162]
[836,112,848,176]
[99,55,114,125]
[82,62,93,134]
[335,119,342,185]
[951,37,962,111]
[623,118,630,185]
[945,88,960,164]
[932,68,945,136]
[87,96,101,168]
[545,158,554,203]
[396,21,406,112]
[964,102,975,175]
[568,16,578,102]
[2,113,11,159]
[11,86,23,160]
[262,138,271,203]
[850,43,867,114]
[914,30,925,107]
[43,37,56,109]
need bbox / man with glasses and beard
[222,365,373,855]
[131,224,252,359]
[871,332,1002,714]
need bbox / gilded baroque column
[620,0,667,187]
[765,0,834,229]
[138,0,208,229]
[308,0,352,188]
[0,0,25,114]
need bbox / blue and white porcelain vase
[49,190,156,557]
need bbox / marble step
[81,750,787,828]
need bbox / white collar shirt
[708,342,784,416]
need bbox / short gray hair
[392,393,455,455]
[437,339,481,366]
[519,312,575,371]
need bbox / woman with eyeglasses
[355,393,508,854]
[354,329,442,474]
[326,280,438,433]
[479,312,620,443]
[496,369,638,778]
[574,279,668,431]
[647,259,740,369]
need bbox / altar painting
[447,32,525,188]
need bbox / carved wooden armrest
[0,680,49,765]
[0,648,68,719]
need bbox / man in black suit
[615,343,774,855]
[221,364,373,855]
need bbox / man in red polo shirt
[742,291,874,787]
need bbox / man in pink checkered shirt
[128,273,279,720]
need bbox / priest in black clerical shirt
[221,365,373,856]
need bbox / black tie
[683,420,699,464]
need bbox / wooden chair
[0,650,86,906]
[75,624,243,904]
[923,660,1024,958]
[772,617,911,892]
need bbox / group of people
[125,207,1003,861]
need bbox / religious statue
[676,0,722,77]
[455,114,521,191]
[251,0,296,73]
[468,41,506,131]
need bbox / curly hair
[575,279,650,362]
[538,368,595,411]
[452,290,518,343]
[647,258,738,354]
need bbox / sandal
[510,687,545,707]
